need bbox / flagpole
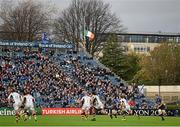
[83,10,86,41]
[83,8,87,52]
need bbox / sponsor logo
[42,108,82,115]
[0,41,74,49]
[133,109,159,116]
[0,109,15,116]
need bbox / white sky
[1,0,180,33]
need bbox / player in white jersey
[91,92,104,121]
[120,97,131,112]
[80,91,91,120]
[21,90,37,121]
[119,95,132,120]
[7,88,22,123]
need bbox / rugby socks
[81,112,85,119]
[33,114,37,121]
[91,113,96,121]
[160,115,165,121]
[114,114,117,118]
[122,114,126,120]
[161,116,165,121]
[84,114,88,119]
[109,109,113,119]
[91,117,96,121]
[159,113,165,121]
[23,114,28,121]
[15,114,20,123]
[91,108,96,121]
[109,114,113,119]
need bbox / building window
[172,96,178,101]
[130,35,146,42]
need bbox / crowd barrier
[42,108,82,115]
[132,109,180,116]
[0,108,179,116]
[0,108,41,116]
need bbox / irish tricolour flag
[84,30,95,41]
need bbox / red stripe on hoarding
[42,108,82,115]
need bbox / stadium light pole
[165,69,168,83]
[158,77,162,96]
[83,8,86,42]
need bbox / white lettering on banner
[151,110,159,116]
[139,110,144,115]
[0,109,15,116]
[62,110,66,114]
[0,41,74,49]
[133,110,160,116]
[134,110,138,115]
[42,108,82,115]
[144,110,149,116]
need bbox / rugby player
[7,88,22,123]
[119,95,131,120]
[91,92,104,121]
[157,101,166,121]
[106,97,118,119]
[80,91,91,120]
[21,90,37,121]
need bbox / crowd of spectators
[0,47,154,109]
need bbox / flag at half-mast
[84,30,95,41]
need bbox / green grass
[0,115,180,126]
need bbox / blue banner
[0,41,74,49]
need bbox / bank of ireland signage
[0,41,74,49]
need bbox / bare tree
[54,0,124,56]
[0,0,52,41]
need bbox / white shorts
[82,105,91,111]
[126,105,131,111]
[112,110,118,114]
[158,109,166,115]
[13,102,22,111]
[24,104,35,111]
[95,104,104,109]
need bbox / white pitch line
[1,126,180,127]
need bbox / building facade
[102,32,180,54]
[144,85,180,103]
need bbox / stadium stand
[0,46,156,109]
